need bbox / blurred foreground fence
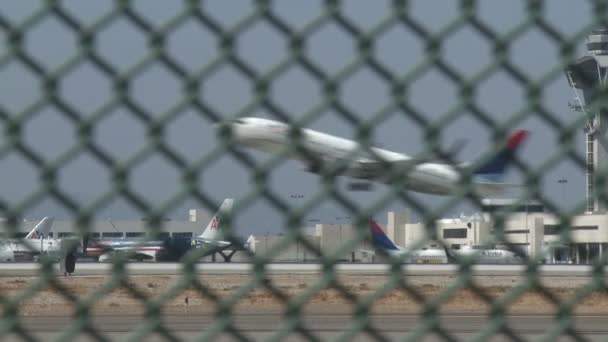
[1,1,607,341]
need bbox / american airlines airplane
[368,218,447,263]
[85,238,167,262]
[224,117,528,195]
[85,199,254,262]
[0,217,57,262]
[190,198,256,262]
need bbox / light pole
[288,193,305,224]
[557,178,568,206]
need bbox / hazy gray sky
[0,1,595,235]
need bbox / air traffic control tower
[565,29,608,213]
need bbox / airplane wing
[191,238,232,249]
[357,140,467,172]
[98,249,157,262]
[359,249,377,257]
[351,158,428,179]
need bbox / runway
[0,262,605,277]
[8,313,608,341]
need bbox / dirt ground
[2,274,607,316]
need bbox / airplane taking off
[368,218,447,263]
[224,117,528,195]
[190,198,256,262]
[0,217,58,262]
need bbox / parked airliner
[368,218,447,263]
[190,198,256,262]
[224,117,528,195]
[369,219,522,264]
[84,199,254,262]
[0,217,58,261]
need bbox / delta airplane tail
[369,219,400,253]
[473,130,529,182]
[24,217,54,239]
[199,198,234,241]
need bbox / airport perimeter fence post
[0,0,606,341]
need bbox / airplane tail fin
[24,216,54,239]
[474,130,529,181]
[369,219,399,253]
[245,235,257,251]
[199,199,234,241]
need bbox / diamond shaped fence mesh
[0,0,607,341]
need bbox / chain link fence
[1,0,607,340]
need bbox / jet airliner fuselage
[226,117,527,196]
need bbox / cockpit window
[234,119,246,124]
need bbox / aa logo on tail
[210,218,218,230]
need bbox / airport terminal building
[250,199,608,264]
[10,208,212,240]
[397,201,608,264]
[7,200,608,264]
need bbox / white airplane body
[10,239,62,258]
[226,117,528,195]
[85,199,254,262]
[369,219,522,264]
[0,217,58,261]
[0,247,13,262]
[453,245,522,264]
[88,240,165,262]
[368,219,448,264]
[190,199,256,261]
[384,246,447,264]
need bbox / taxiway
[6,313,607,341]
[0,262,604,277]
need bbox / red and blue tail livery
[367,218,448,262]
[474,130,528,182]
[369,219,399,252]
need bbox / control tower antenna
[565,28,608,213]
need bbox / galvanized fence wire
[0,0,607,341]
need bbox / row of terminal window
[4,232,196,239]
[586,42,608,51]
[441,225,599,240]
[482,205,544,213]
